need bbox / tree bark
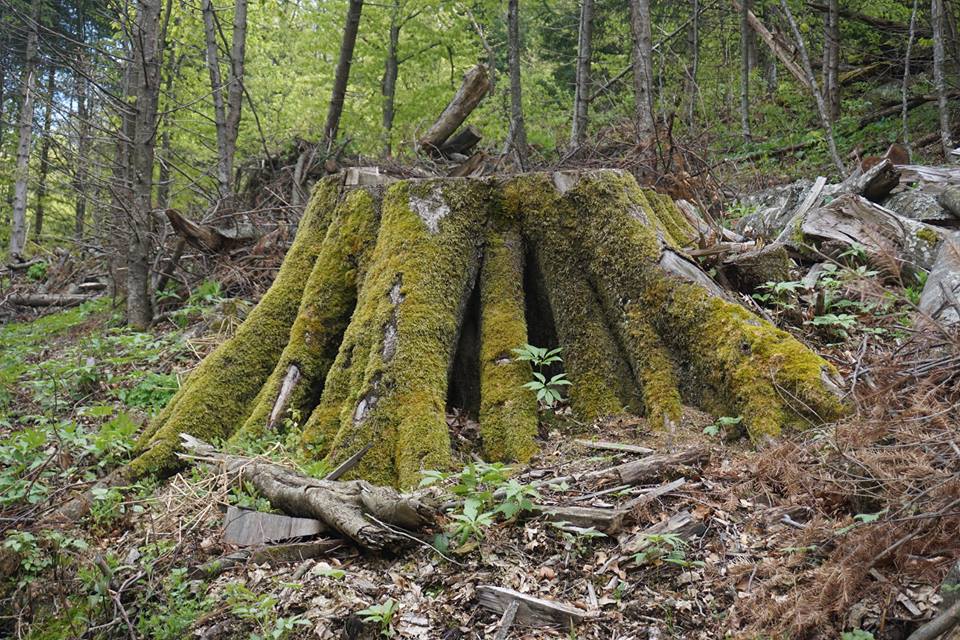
[685,0,700,128]
[9,0,41,259]
[570,0,594,148]
[902,0,919,158]
[507,0,529,170]
[740,0,752,141]
[931,0,954,157]
[629,0,656,141]
[201,0,230,196]
[779,0,846,177]
[132,171,845,488]
[821,0,840,121]
[73,8,91,243]
[420,64,491,154]
[732,0,809,91]
[323,0,364,150]
[224,0,247,187]
[381,0,401,156]
[33,66,55,241]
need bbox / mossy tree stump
[134,170,844,488]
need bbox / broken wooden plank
[621,510,705,554]
[223,506,327,546]
[607,448,709,485]
[574,439,655,455]
[492,600,520,640]
[477,585,586,628]
[323,443,373,481]
[190,539,342,580]
[541,505,624,533]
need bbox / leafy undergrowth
[0,279,957,640]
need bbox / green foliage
[703,415,742,438]
[224,582,309,640]
[357,598,398,638]
[633,533,704,569]
[26,260,48,282]
[840,630,875,640]
[2,529,89,584]
[513,344,571,408]
[136,568,214,640]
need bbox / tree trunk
[9,0,41,260]
[570,0,594,148]
[33,66,55,241]
[629,0,656,141]
[382,0,400,157]
[125,0,164,329]
[201,0,230,196]
[931,0,954,157]
[822,0,840,121]
[323,0,364,150]
[903,0,920,158]
[131,171,845,488]
[779,0,845,177]
[740,0,752,141]
[224,0,247,187]
[506,0,529,170]
[685,0,700,128]
[74,9,91,243]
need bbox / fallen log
[918,232,960,325]
[7,293,96,307]
[164,208,258,253]
[190,539,343,581]
[604,447,709,485]
[859,91,960,128]
[178,434,435,551]
[448,151,486,177]
[477,585,587,628]
[621,509,705,554]
[439,125,482,157]
[829,158,901,202]
[540,505,625,533]
[419,64,491,154]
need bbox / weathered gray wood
[439,125,482,157]
[477,585,587,628]
[267,364,301,429]
[492,600,520,640]
[621,477,686,510]
[419,64,491,153]
[574,439,655,455]
[223,506,327,546]
[541,505,624,533]
[323,443,372,481]
[919,232,960,325]
[608,448,709,485]
[190,539,342,580]
[621,510,705,554]
[8,293,96,308]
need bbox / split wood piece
[222,506,327,546]
[905,599,960,640]
[574,439,655,455]
[720,243,793,294]
[7,293,96,308]
[178,434,434,551]
[730,0,809,90]
[448,152,486,178]
[439,125,482,157]
[343,166,395,186]
[621,510,706,554]
[492,600,520,640]
[918,232,960,325]
[621,477,686,510]
[164,208,258,253]
[189,539,343,581]
[324,443,373,481]
[835,158,901,202]
[540,505,625,533]
[267,364,301,429]
[477,585,587,629]
[419,64,491,154]
[898,164,960,185]
[604,447,709,486]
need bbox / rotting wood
[222,505,326,546]
[419,64,491,154]
[476,585,587,628]
[178,434,434,551]
[448,152,485,178]
[606,447,709,485]
[837,158,901,202]
[492,600,520,640]
[622,477,686,510]
[190,539,342,580]
[164,208,257,252]
[621,509,705,554]
[267,364,301,429]
[439,125,482,157]
[904,599,960,640]
[540,505,625,533]
[7,293,96,308]
[574,439,655,455]
[730,0,809,90]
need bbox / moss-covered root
[299,179,488,488]
[524,170,845,441]
[130,178,342,476]
[230,188,380,444]
[508,180,641,420]
[477,227,539,463]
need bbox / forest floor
[0,254,958,640]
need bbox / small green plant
[513,344,570,408]
[229,480,274,512]
[703,415,742,438]
[26,260,48,282]
[905,270,929,305]
[137,568,214,640]
[357,598,398,637]
[837,509,887,535]
[840,630,874,640]
[224,582,309,640]
[633,533,704,569]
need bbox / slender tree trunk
[822,0,840,120]
[381,0,400,157]
[201,0,229,196]
[902,0,919,159]
[125,0,164,328]
[324,0,364,150]
[224,0,247,187]
[506,0,528,170]
[931,0,954,157]
[9,0,41,259]
[73,7,90,242]
[779,0,845,177]
[570,0,594,148]
[0,66,6,150]
[34,67,55,241]
[740,0,752,141]
[685,0,700,129]
[761,4,778,94]
[629,0,656,141]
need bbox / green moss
[130,178,341,476]
[506,175,639,420]
[916,226,940,245]
[300,179,488,487]
[477,226,539,462]
[643,189,697,248]
[230,187,380,444]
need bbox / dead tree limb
[419,64,491,154]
